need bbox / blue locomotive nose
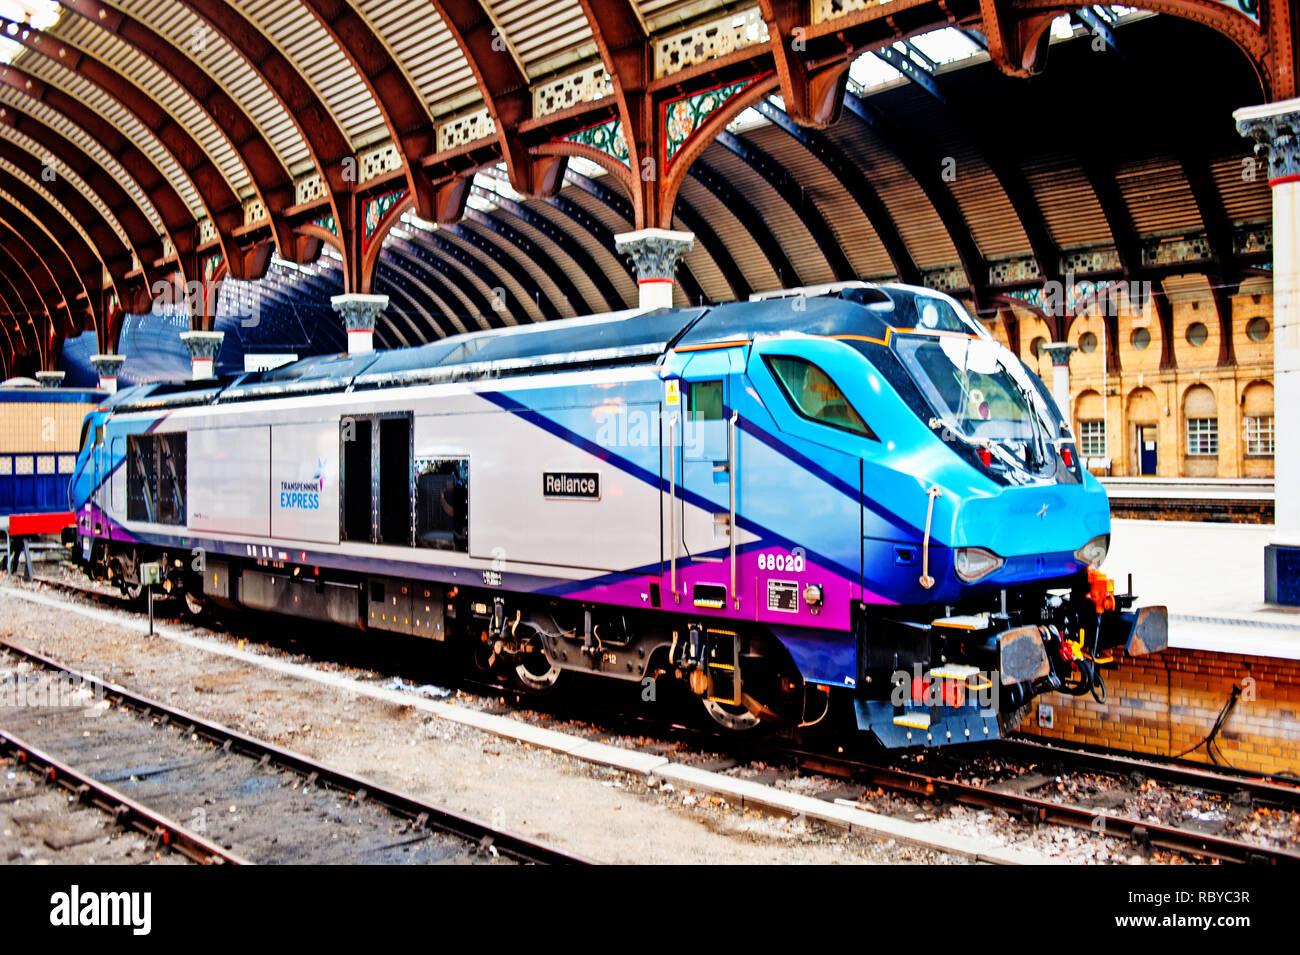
[960,475,1109,558]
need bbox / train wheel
[514,653,562,694]
[183,591,206,617]
[701,698,763,732]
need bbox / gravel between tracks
[0,582,975,865]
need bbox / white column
[179,330,224,380]
[1238,99,1300,604]
[1042,342,1077,427]
[330,293,387,354]
[34,370,65,389]
[614,228,695,310]
[89,354,125,393]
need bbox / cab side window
[764,355,877,440]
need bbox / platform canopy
[0,0,1287,377]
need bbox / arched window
[1243,381,1274,456]
[1074,390,1105,457]
[1183,385,1218,456]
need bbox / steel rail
[0,639,591,866]
[10,577,1297,864]
[0,727,250,865]
[788,750,1300,866]
[1001,737,1300,808]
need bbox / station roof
[0,1,1276,376]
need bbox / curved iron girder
[898,67,1061,288]
[57,0,296,268]
[689,157,803,289]
[556,171,706,306]
[0,77,174,292]
[429,0,566,198]
[375,253,465,339]
[575,0,655,226]
[1179,156,1238,368]
[0,263,37,355]
[1075,159,1173,368]
[386,263,466,344]
[373,257,449,343]
[159,0,357,281]
[393,229,506,330]
[843,92,990,312]
[446,222,562,322]
[476,180,626,312]
[754,99,919,284]
[757,0,851,127]
[977,1,1056,78]
[0,216,66,358]
[0,137,137,312]
[463,207,594,316]
[369,265,431,347]
[414,227,524,327]
[0,18,250,279]
[299,0,437,225]
[0,172,101,335]
[672,201,752,302]
[381,238,483,337]
[0,189,90,337]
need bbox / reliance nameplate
[543,471,600,500]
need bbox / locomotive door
[668,351,742,610]
[91,424,106,536]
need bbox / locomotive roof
[0,386,107,404]
[103,284,957,412]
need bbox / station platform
[1100,479,1274,524]
[1106,519,1300,660]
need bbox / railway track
[0,638,588,865]
[9,569,1300,864]
[782,748,1300,865]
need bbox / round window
[1079,331,1098,353]
[1186,322,1208,347]
[1030,336,1047,358]
[1131,327,1151,350]
[1247,317,1271,342]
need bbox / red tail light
[978,448,992,467]
[1061,446,1073,467]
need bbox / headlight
[1074,534,1110,569]
[954,547,1004,582]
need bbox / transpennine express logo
[280,458,325,510]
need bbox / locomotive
[65,283,1166,748]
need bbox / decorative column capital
[90,354,126,393]
[180,330,225,380]
[34,370,65,388]
[1235,97,1300,183]
[614,229,695,311]
[614,229,695,283]
[1042,342,1077,367]
[89,354,125,375]
[330,293,388,354]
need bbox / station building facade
[984,275,1275,480]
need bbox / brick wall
[1018,646,1300,776]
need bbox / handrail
[668,412,679,603]
[729,409,739,609]
[919,485,942,590]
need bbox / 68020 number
[757,552,805,573]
